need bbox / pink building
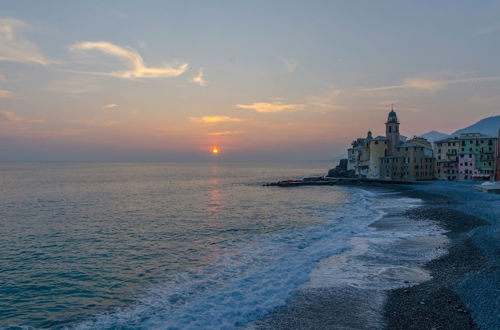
[458,153,476,180]
[436,161,458,181]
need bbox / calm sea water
[0,162,348,328]
[0,162,447,329]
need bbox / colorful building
[435,133,498,181]
[347,108,435,181]
[458,153,476,180]
[435,138,460,180]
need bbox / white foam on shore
[306,191,448,291]
[299,190,449,329]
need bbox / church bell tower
[386,105,400,156]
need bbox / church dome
[387,109,399,123]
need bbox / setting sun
[210,146,220,154]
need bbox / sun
[210,146,220,154]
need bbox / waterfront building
[380,139,435,181]
[458,153,476,180]
[435,137,460,180]
[347,108,435,181]
[435,133,497,181]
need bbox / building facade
[347,109,435,181]
[435,133,498,181]
[435,138,460,180]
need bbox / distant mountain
[419,130,450,142]
[419,115,500,142]
[451,115,500,137]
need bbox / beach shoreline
[384,186,488,330]
[256,183,495,330]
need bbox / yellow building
[347,109,435,181]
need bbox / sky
[0,0,499,161]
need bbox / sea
[0,162,448,329]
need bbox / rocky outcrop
[327,159,355,178]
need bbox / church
[347,108,436,181]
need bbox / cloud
[0,90,13,98]
[0,111,43,124]
[280,58,297,73]
[0,18,49,65]
[190,116,244,124]
[69,41,188,79]
[364,75,500,92]
[192,68,208,86]
[208,131,243,136]
[103,103,118,110]
[235,102,304,113]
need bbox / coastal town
[338,108,500,182]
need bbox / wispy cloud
[235,102,304,113]
[69,41,188,79]
[0,90,13,98]
[102,103,118,110]
[0,111,43,124]
[192,68,208,86]
[0,18,49,65]
[280,57,298,73]
[364,75,500,92]
[208,131,243,136]
[190,116,244,124]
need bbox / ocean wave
[70,189,384,329]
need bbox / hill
[451,115,500,137]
